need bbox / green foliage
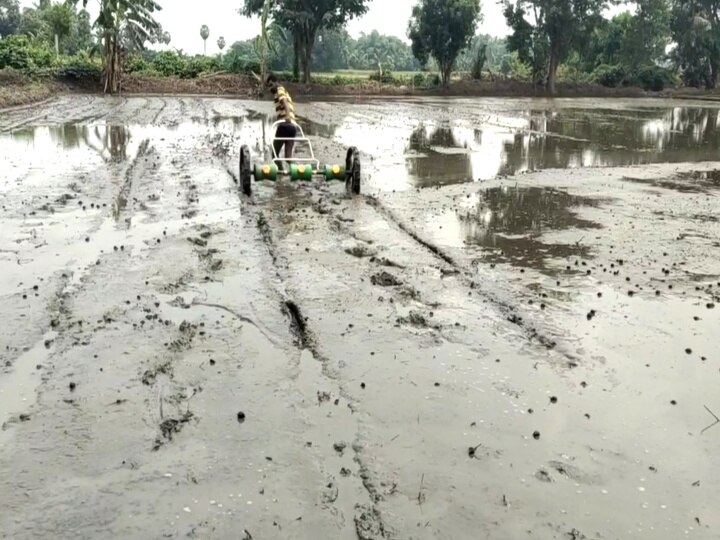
[470,44,486,80]
[222,53,260,74]
[670,0,720,88]
[150,50,184,76]
[135,50,223,78]
[55,55,102,80]
[589,63,677,90]
[242,0,371,83]
[350,30,419,72]
[0,0,21,37]
[591,63,626,86]
[634,64,678,91]
[412,72,441,87]
[583,1,670,74]
[457,35,506,73]
[0,34,54,69]
[504,0,608,93]
[368,69,398,83]
[77,0,162,93]
[184,55,219,78]
[408,0,482,86]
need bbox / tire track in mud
[112,138,152,228]
[251,205,389,539]
[364,195,572,360]
[150,97,168,124]
[69,96,130,125]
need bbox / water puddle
[328,102,720,191]
[437,186,606,272]
[4,98,720,194]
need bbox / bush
[311,74,365,85]
[151,50,186,77]
[0,35,55,70]
[126,56,149,74]
[222,54,261,75]
[591,64,626,87]
[412,72,440,87]
[55,56,102,81]
[633,65,678,91]
[368,70,401,84]
[183,56,220,78]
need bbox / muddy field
[1,95,719,540]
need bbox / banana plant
[252,0,273,84]
[77,0,161,94]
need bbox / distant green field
[315,70,423,79]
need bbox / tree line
[1,0,720,94]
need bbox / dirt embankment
[0,71,58,110]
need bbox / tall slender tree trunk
[300,25,317,84]
[547,49,559,96]
[292,30,300,80]
[301,43,312,84]
[440,60,454,87]
[710,59,719,89]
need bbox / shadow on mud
[457,186,605,272]
[622,169,720,193]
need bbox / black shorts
[275,122,297,140]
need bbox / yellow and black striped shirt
[274,85,296,124]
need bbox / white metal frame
[269,120,320,168]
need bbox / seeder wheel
[239,145,252,196]
[345,146,361,195]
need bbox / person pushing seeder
[265,73,298,171]
[236,74,362,197]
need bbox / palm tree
[217,36,225,51]
[200,24,209,54]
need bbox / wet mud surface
[1,96,719,539]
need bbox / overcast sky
[20,1,626,56]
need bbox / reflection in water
[406,124,473,186]
[4,102,720,193]
[329,104,720,190]
[457,186,603,272]
[297,116,338,138]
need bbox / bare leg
[273,139,284,171]
[284,140,295,168]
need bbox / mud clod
[333,441,347,455]
[532,431,541,440]
[237,411,246,423]
[370,271,402,287]
[354,505,386,540]
[345,245,376,258]
[397,310,431,328]
[187,237,208,247]
[158,411,194,442]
